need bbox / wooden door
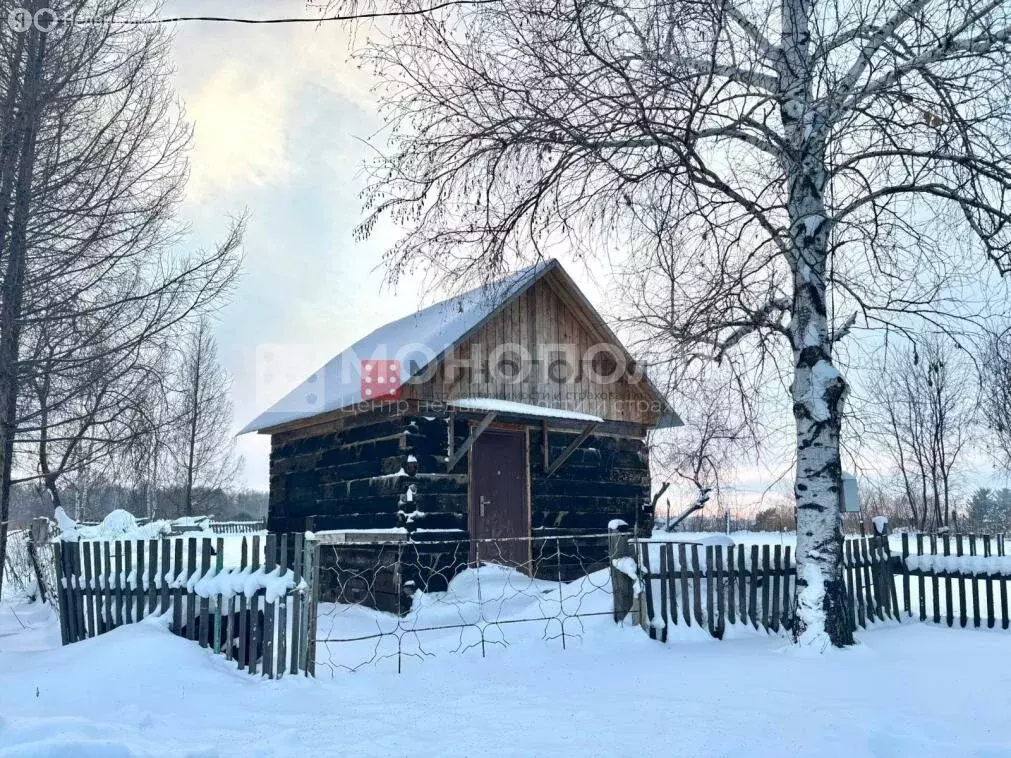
[470,428,530,569]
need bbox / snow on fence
[73,517,266,536]
[620,534,899,641]
[206,520,267,535]
[52,532,319,679]
[898,532,1011,629]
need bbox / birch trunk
[780,0,853,647]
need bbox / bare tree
[335,0,1011,645]
[873,339,975,531]
[167,319,241,518]
[981,326,1011,471]
[0,1,242,597]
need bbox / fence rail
[53,532,318,678]
[627,535,899,641]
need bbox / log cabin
[241,259,681,612]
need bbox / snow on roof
[450,397,604,423]
[240,261,552,433]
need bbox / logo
[361,359,401,401]
[7,7,31,32]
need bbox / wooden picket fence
[897,532,1011,629]
[206,520,267,535]
[53,532,319,678]
[629,536,899,641]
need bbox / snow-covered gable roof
[240,261,551,433]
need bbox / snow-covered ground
[2,596,1010,756]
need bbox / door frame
[466,422,532,568]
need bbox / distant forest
[8,483,267,528]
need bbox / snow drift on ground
[2,596,1011,757]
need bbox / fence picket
[941,535,952,627]
[885,537,900,620]
[843,540,856,631]
[249,591,261,676]
[900,534,910,617]
[199,539,212,649]
[691,544,704,627]
[134,540,145,623]
[53,543,70,645]
[984,535,995,629]
[63,546,80,642]
[238,591,249,671]
[185,539,197,640]
[665,544,678,628]
[214,537,224,655]
[726,545,736,625]
[225,595,235,661]
[782,546,793,630]
[658,545,669,643]
[956,535,967,627]
[276,534,289,677]
[748,545,759,629]
[714,546,725,639]
[82,542,95,638]
[861,538,877,622]
[930,535,940,625]
[705,545,715,637]
[770,545,781,633]
[124,541,134,625]
[289,532,304,675]
[641,542,656,639]
[737,545,747,627]
[159,539,170,617]
[852,540,866,628]
[90,543,104,635]
[969,535,981,628]
[678,543,691,628]
[172,539,184,634]
[1001,571,1009,631]
[148,540,158,616]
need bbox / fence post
[27,517,51,604]
[301,527,319,677]
[608,521,634,623]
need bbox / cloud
[183,63,293,199]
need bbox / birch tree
[337,0,1011,645]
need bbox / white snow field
[2,596,1011,757]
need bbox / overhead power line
[18,0,501,28]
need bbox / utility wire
[29,0,501,27]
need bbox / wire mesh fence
[313,533,618,674]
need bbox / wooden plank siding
[402,276,660,425]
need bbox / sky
[162,1,619,491]
[160,0,1005,507]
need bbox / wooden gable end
[402,270,664,425]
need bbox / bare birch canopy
[359,0,1011,286]
[337,0,1011,646]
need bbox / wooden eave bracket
[446,410,497,471]
[545,421,599,477]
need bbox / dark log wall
[268,413,471,535]
[268,414,417,534]
[529,428,649,534]
[268,410,651,611]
